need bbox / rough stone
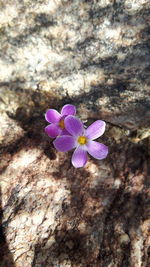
[0,0,150,130]
[0,0,150,266]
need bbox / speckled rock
[0,0,150,266]
[0,123,150,267]
[0,0,150,130]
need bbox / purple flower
[45,104,76,138]
[53,115,108,168]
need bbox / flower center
[59,119,65,129]
[78,136,87,145]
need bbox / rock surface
[0,0,150,266]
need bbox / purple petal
[45,124,61,138]
[65,116,84,137]
[45,109,61,123]
[86,120,106,140]
[72,147,87,168]
[61,104,76,116]
[53,135,76,152]
[87,141,108,160]
[61,128,71,135]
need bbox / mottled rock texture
[0,0,150,266]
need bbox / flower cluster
[45,104,108,168]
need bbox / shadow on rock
[30,140,150,266]
[0,187,15,267]
[31,188,149,266]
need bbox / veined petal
[53,135,76,152]
[60,128,71,135]
[86,120,106,140]
[61,104,76,116]
[45,124,61,138]
[65,115,84,137]
[45,109,61,123]
[71,147,87,168]
[87,141,108,160]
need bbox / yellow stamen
[59,119,65,129]
[78,136,87,145]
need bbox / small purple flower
[45,104,76,138]
[53,115,108,168]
